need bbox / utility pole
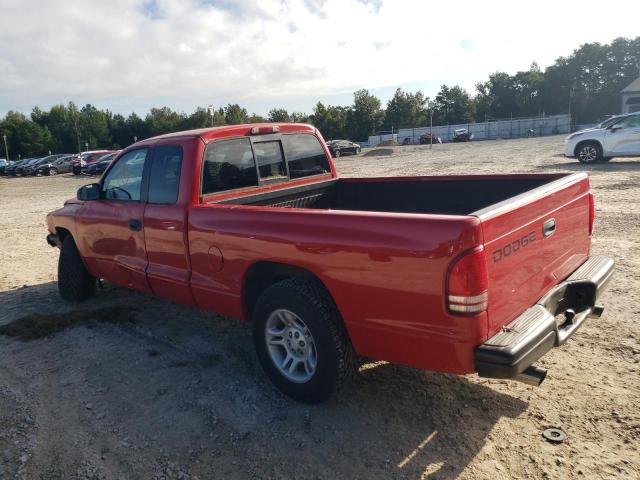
[3,134,8,161]
[428,101,435,149]
[208,105,215,127]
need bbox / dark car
[14,158,42,176]
[452,128,474,142]
[23,155,67,176]
[82,152,118,176]
[0,159,13,175]
[35,154,74,176]
[418,133,443,145]
[326,140,361,158]
[4,159,29,176]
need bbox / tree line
[1,36,638,158]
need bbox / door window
[148,145,183,204]
[102,149,148,200]
[614,115,640,129]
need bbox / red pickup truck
[46,123,614,403]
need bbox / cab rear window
[202,138,258,194]
[282,134,331,178]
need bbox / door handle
[129,219,142,231]
[542,218,556,237]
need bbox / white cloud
[0,0,638,116]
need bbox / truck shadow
[0,281,528,479]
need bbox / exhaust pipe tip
[516,365,547,386]
[589,304,605,319]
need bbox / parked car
[419,133,443,144]
[0,159,11,175]
[326,140,361,158]
[452,128,474,142]
[23,155,68,176]
[71,150,115,175]
[82,152,119,176]
[564,112,640,163]
[35,155,74,176]
[4,158,30,176]
[14,157,42,176]
[46,123,613,403]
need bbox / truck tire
[58,236,96,302]
[576,142,602,164]
[252,277,356,403]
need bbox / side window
[614,116,640,129]
[253,141,287,179]
[282,134,331,179]
[148,145,183,204]
[102,148,148,201]
[202,138,257,194]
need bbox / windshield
[53,156,72,165]
[598,116,622,128]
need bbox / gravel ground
[0,135,639,479]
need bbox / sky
[0,0,639,118]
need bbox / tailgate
[476,173,592,337]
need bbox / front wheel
[333,149,341,158]
[252,277,356,403]
[49,167,58,176]
[576,142,602,164]
[58,236,96,302]
[354,147,361,155]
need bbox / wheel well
[574,139,601,157]
[55,227,71,243]
[243,262,326,319]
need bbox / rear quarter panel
[188,205,486,373]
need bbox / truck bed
[216,173,570,216]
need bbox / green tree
[268,108,290,122]
[384,88,429,129]
[309,102,348,139]
[433,85,475,124]
[145,107,186,136]
[347,89,384,140]
[224,104,249,125]
[290,112,309,123]
[0,111,54,157]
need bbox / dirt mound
[363,148,394,157]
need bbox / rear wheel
[58,236,96,302]
[576,142,602,164]
[252,277,356,403]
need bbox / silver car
[564,113,640,163]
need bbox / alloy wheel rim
[579,146,597,163]
[265,309,317,383]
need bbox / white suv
[564,113,640,163]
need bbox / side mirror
[77,183,101,201]
[610,126,622,132]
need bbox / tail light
[588,192,595,235]
[447,247,488,314]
